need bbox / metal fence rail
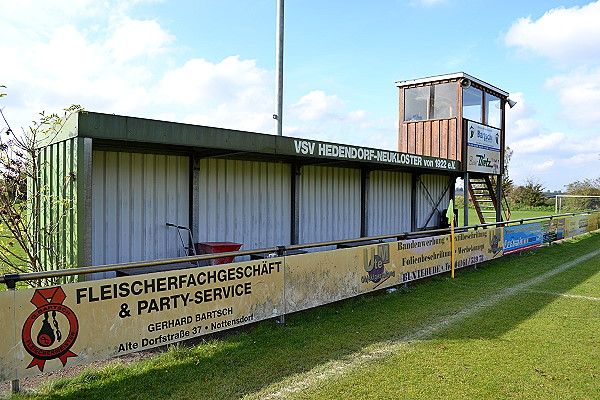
[1,211,598,288]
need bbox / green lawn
[0,236,28,291]
[11,231,600,399]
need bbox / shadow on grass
[20,232,600,400]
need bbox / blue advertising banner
[542,218,565,243]
[504,222,543,254]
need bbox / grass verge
[9,232,600,400]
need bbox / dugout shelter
[34,72,511,278]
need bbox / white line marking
[523,289,600,301]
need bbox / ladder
[468,176,511,224]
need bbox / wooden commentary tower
[396,72,513,225]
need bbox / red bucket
[196,242,243,265]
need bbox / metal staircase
[468,176,511,224]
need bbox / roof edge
[395,72,509,97]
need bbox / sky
[1,0,599,191]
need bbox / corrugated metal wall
[195,158,291,253]
[87,149,453,275]
[91,151,190,277]
[415,174,452,230]
[34,137,89,278]
[297,165,361,244]
[367,170,412,236]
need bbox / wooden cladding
[399,118,460,161]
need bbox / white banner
[466,121,501,174]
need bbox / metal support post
[277,245,286,326]
[275,0,284,136]
[6,277,20,393]
[495,175,502,222]
[463,172,469,227]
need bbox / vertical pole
[12,378,20,394]
[495,175,502,222]
[7,279,19,393]
[277,246,286,326]
[275,0,284,136]
[360,169,369,237]
[411,174,419,232]
[450,213,456,278]
[291,164,299,244]
[463,172,469,226]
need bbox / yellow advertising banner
[287,229,504,308]
[284,249,360,314]
[0,258,284,381]
[587,213,599,232]
[565,215,590,238]
[454,228,504,268]
[389,235,451,286]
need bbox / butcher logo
[22,287,79,371]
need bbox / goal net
[555,195,600,213]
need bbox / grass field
[459,208,552,227]
[9,231,599,400]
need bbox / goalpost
[555,195,600,213]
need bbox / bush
[510,178,546,207]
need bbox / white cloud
[286,90,395,148]
[290,91,347,122]
[510,131,565,154]
[153,56,270,107]
[508,129,600,189]
[504,92,544,142]
[545,68,600,129]
[565,152,599,165]
[0,0,156,42]
[505,1,600,66]
[105,17,175,61]
[410,0,448,6]
[150,56,274,132]
[531,160,554,171]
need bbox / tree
[511,177,546,207]
[0,87,82,282]
[502,146,514,196]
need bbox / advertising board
[466,121,501,174]
[542,218,565,243]
[503,223,543,254]
[0,259,285,381]
[565,215,588,238]
[286,229,504,312]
